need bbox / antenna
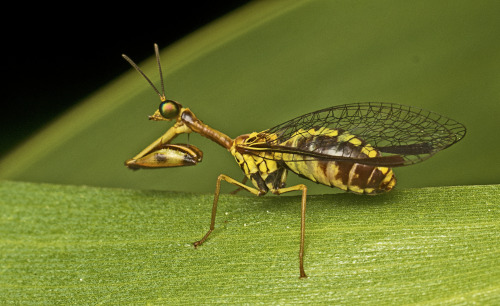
[122,44,166,101]
[154,44,166,100]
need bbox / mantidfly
[123,44,466,278]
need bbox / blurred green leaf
[1,181,498,304]
[0,0,499,193]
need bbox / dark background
[2,2,252,157]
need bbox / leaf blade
[1,181,498,304]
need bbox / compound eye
[159,100,181,119]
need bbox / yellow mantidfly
[123,44,466,278]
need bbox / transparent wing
[255,102,466,167]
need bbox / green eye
[159,100,181,119]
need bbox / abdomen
[281,128,396,195]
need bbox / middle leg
[193,174,262,247]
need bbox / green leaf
[1,181,498,304]
[0,0,499,193]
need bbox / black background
[2,2,252,157]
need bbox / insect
[123,44,466,278]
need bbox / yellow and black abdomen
[281,128,396,195]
